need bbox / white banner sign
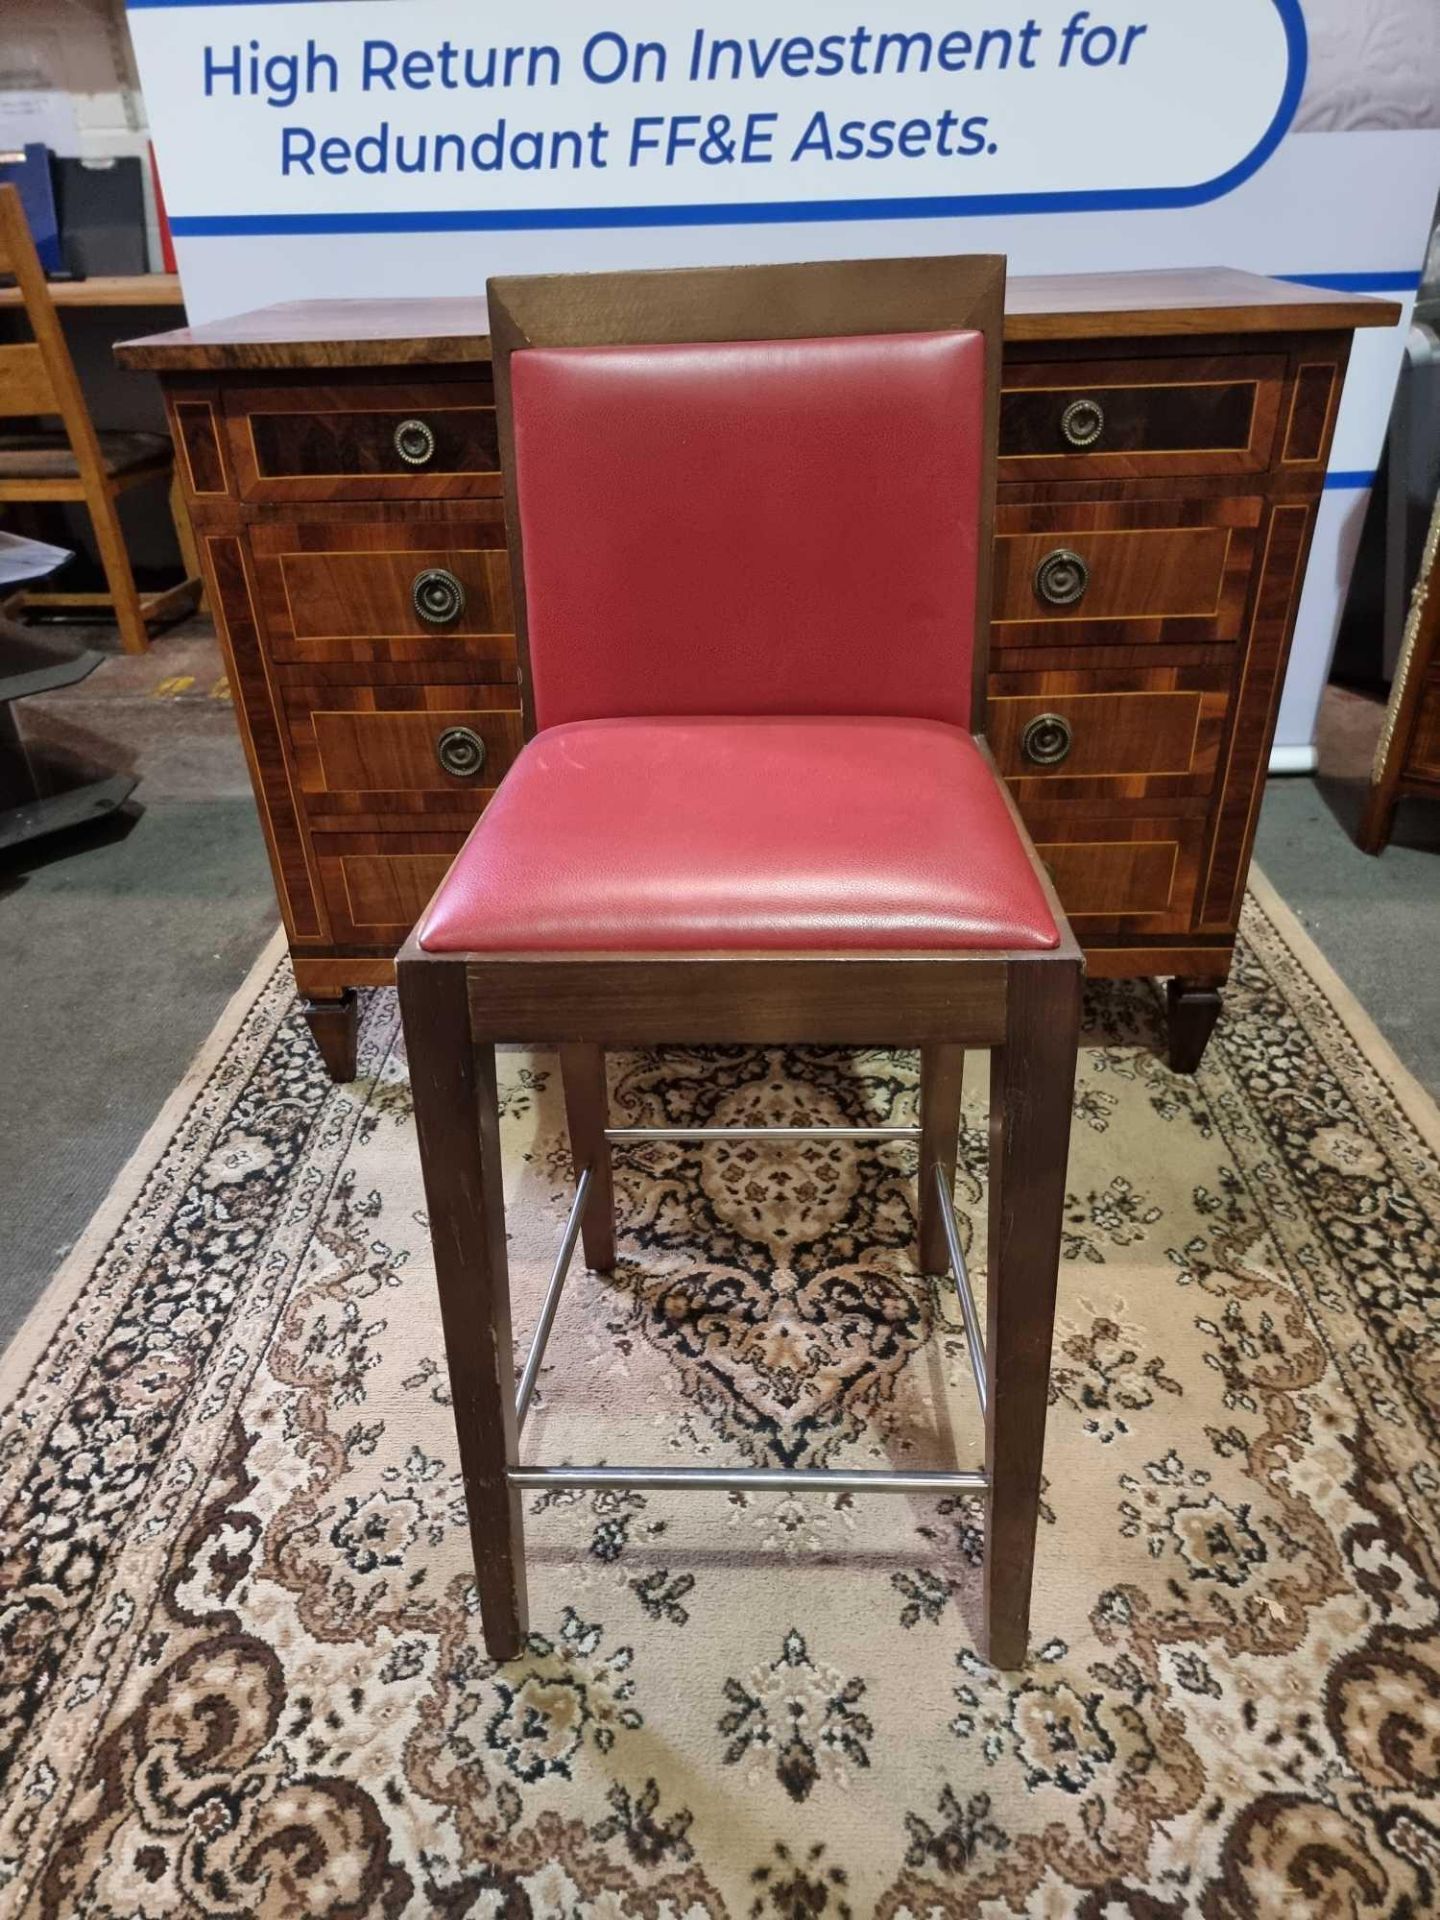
[129,0,1301,233]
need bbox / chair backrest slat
[488,256,1005,738]
[0,340,59,417]
[0,184,98,444]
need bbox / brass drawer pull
[1061,396,1106,449]
[1034,548,1090,608]
[394,418,436,466]
[412,567,466,625]
[436,725,487,778]
[1021,712,1074,768]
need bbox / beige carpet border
[1247,862,1440,1153]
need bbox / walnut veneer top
[116,267,1399,373]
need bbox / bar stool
[398,256,1082,1669]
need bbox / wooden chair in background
[0,184,198,653]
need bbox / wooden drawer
[989,666,1231,804]
[284,685,522,824]
[227,381,501,502]
[1020,811,1207,937]
[312,833,467,949]
[250,511,517,670]
[993,497,1262,649]
[1000,354,1285,480]
[281,550,510,643]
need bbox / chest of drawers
[120,269,1397,1080]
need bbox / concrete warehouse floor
[0,619,275,1352]
[1,622,1437,1354]
[1252,685,1440,1102]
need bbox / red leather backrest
[510,331,985,731]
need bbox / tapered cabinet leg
[983,961,1080,1669]
[1166,976,1224,1074]
[918,1044,965,1275]
[399,955,528,1661]
[302,989,358,1083]
[559,1043,616,1272]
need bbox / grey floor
[1,637,1436,1356]
[1,622,275,1352]
[1254,766,1440,1099]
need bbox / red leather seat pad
[418,717,1058,954]
[510,332,985,731]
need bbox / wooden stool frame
[398,257,1083,1670]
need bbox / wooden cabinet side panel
[202,534,329,942]
[172,399,231,497]
[1198,498,1316,927]
[1198,338,1356,921]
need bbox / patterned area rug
[2,873,1438,1918]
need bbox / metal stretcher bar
[514,1166,593,1432]
[511,1147,991,1493]
[934,1162,989,1419]
[508,1463,988,1494]
[605,1125,922,1143]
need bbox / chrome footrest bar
[509,1463,988,1494]
[514,1165,593,1433]
[934,1164,989,1419]
[513,1155,989,1474]
[605,1125,922,1143]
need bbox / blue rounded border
[147,0,1308,238]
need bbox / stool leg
[559,1043,616,1272]
[399,957,527,1661]
[918,1044,965,1275]
[982,962,1080,1669]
